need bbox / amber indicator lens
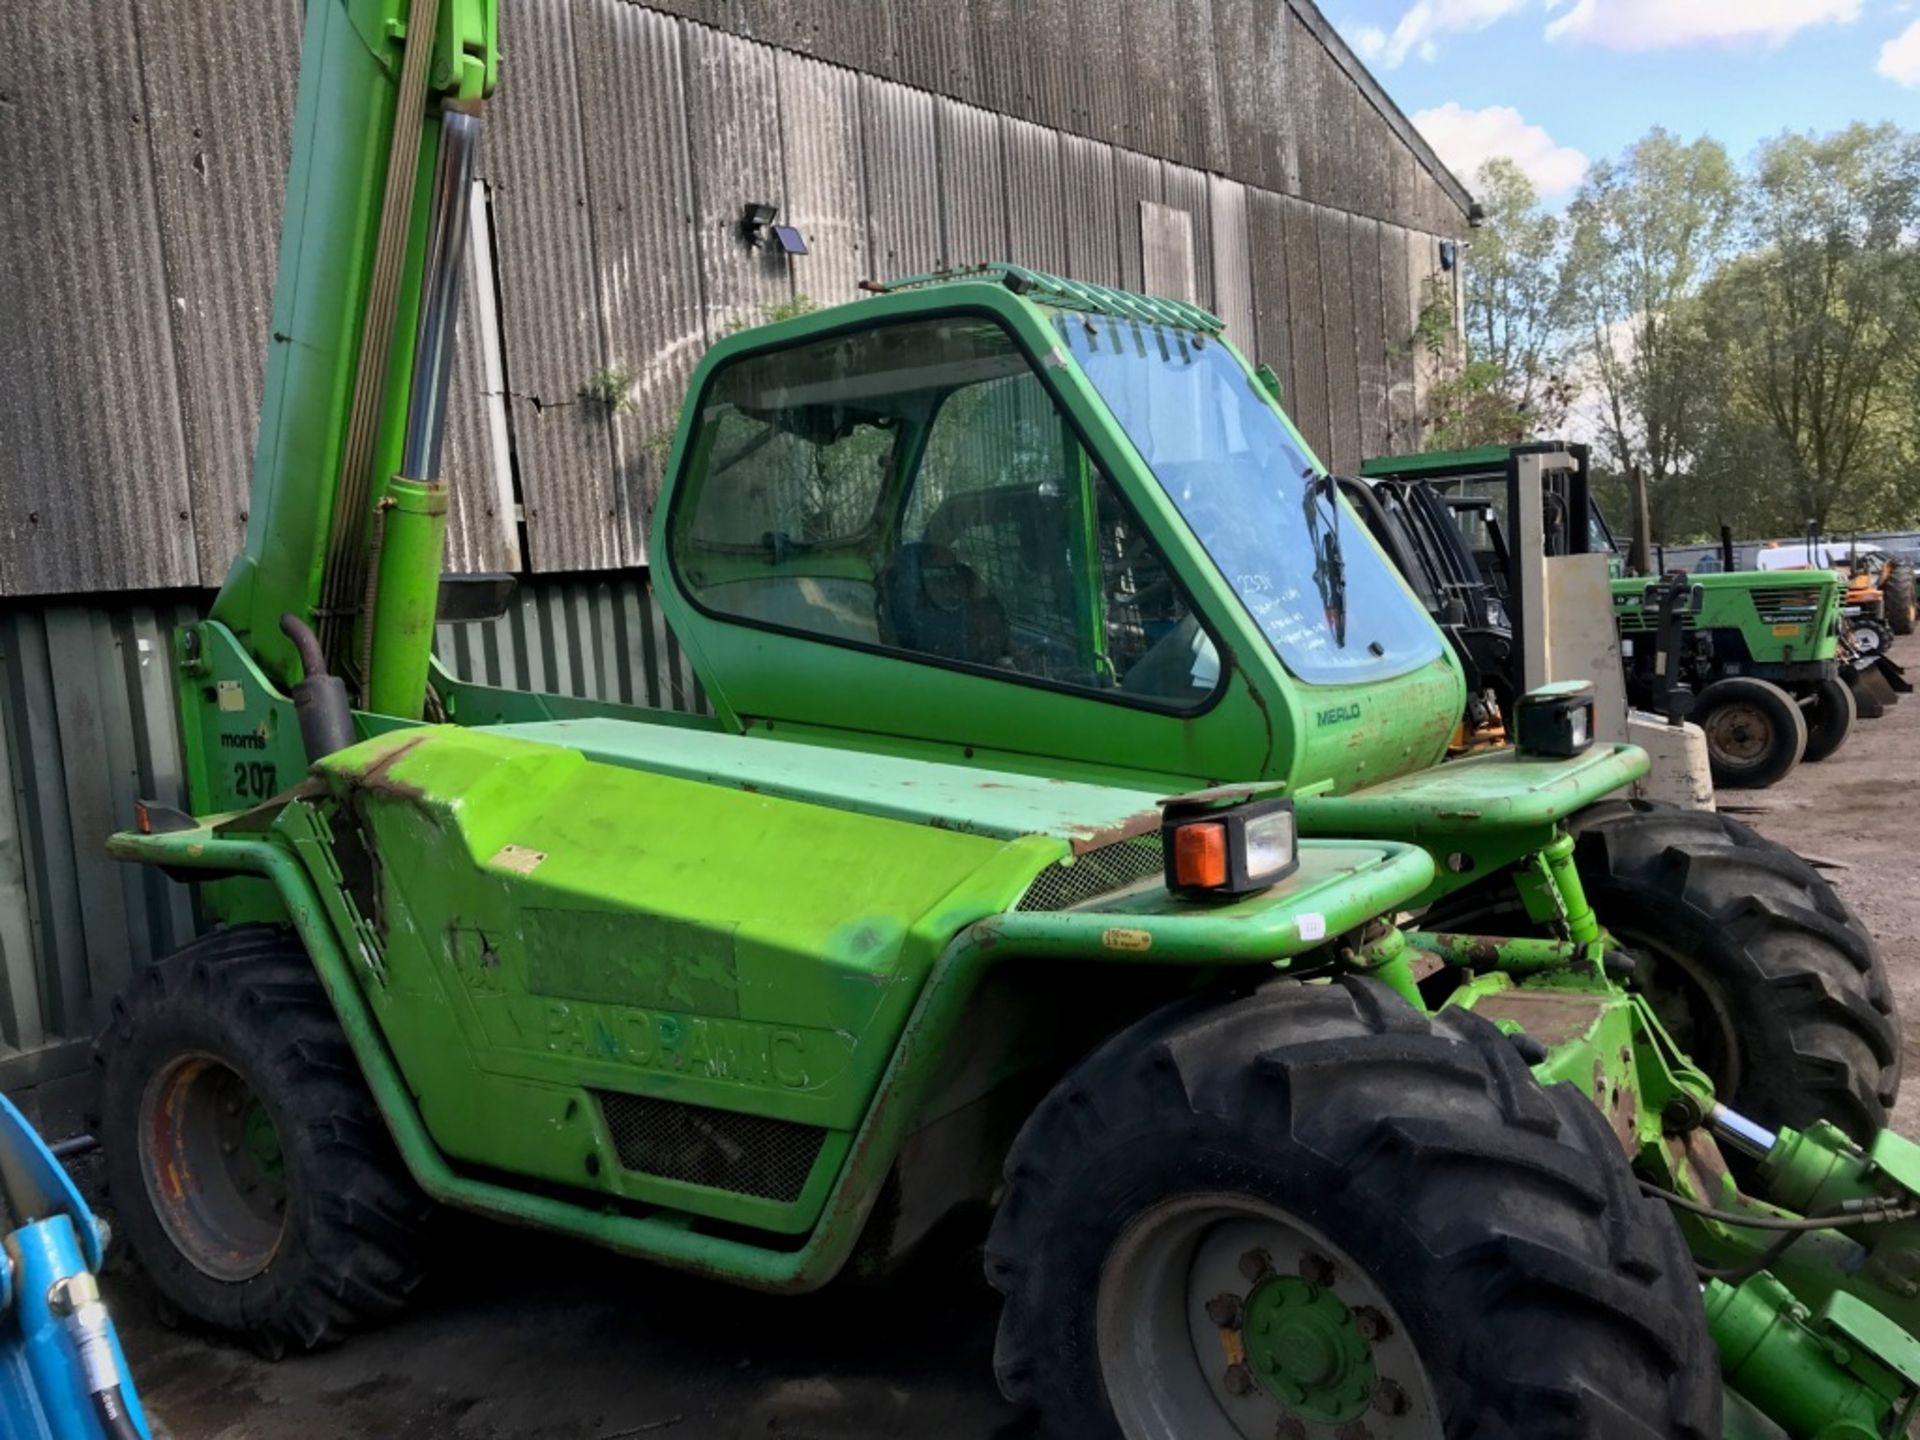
[1171,821,1229,889]
[1160,796,1301,898]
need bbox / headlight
[1161,796,1299,898]
[1515,681,1596,758]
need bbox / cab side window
[671,315,1217,709]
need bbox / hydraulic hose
[91,1384,143,1440]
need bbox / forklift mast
[208,0,496,713]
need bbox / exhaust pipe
[281,614,356,762]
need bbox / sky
[1317,0,1920,204]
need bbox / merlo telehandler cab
[95,4,1920,1435]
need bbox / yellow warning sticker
[1101,927,1153,952]
[489,843,548,876]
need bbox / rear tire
[92,925,430,1355]
[1426,803,1899,1142]
[1800,676,1856,763]
[987,977,1719,1440]
[1886,564,1915,636]
[1693,676,1806,789]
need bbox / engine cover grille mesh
[1016,834,1164,912]
[596,1091,825,1203]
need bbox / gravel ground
[102,637,1920,1437]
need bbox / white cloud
[1545,0,1861,51]
[1412,102,1591,197]
[1370,0,1531,68]
[1879,18,1920,85]
[1351,24,1390,61]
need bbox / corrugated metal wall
[0,0,1466,601]
[0,574,704,1127]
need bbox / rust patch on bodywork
[1064,810,1161,856]
[1469,989,1607,1049]
[353,736,430,802]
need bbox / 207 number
[232,761,278,800]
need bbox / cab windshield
[1058,316,1443,685]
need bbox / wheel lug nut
[1238,1247,1273,1283]
[1373,1378,1411,1417]
[1299,1251,1335,1288]
[1224,1362,1256,1396]
[1354,1305,1391,1341]
[1275,1421,1308,1440]
[1205,1293,1244,1328]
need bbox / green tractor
[95,4,1920,1437]
[1360,445,1859,788]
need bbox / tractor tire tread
[1573,803,1899,1138]
[91,924,430,1356]
[987,977,1717,1440]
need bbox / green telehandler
[96,4,1920,1436]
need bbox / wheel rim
[139,1053,289,1282]
[1096,1194,1439,1439]
[1854,626,1883,656]
[1703,701,1774,770]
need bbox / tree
[1564,131,1742,536]
[1461,159,1575,430]
[1703,126,1920,531]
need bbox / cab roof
[868,262,1225,336]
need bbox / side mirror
[436,572,517,624]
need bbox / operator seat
[876,542,1011,667]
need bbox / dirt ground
[100,637,1920,1439]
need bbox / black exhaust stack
[280,614,356,762]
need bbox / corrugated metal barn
[0,0,1469,1124]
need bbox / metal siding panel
[1,613,89,1040]
[1350,215,1389,462]
[1173,0,1228,172]
[0,676,46,1056]
[817,0,894,75]
[936,97,1009,269]
[1211,0,1271,191]
[577,2,708,551]
[1248,187,1295,416]
[441,182,521,574]
[1139,203,1197,304]
[1122,0,1180,159]
[485,0,619,571]
[1317,206,1362,473]
[685,27,792,332]
[1207,175,1255,355]
[1112,149,1163,292]
[0,0,198,596]
[896,0,978,103]
[1060,137,1120,287]
[1280,196,1331,462]
[1288,8,1326,206]
[1023,0,1087,136]
[1161,163,1213,311]
[1380,223,1419,454]
[861,77,943,276]
[130,0,302,585]
[432,572,709,715]
[1074,0,1129,145]
[969,0,1031,117]
[777,51,870,308]
[1002,117,1070,275]
[1409,229,1443,444]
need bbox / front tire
[93,926,431,1355]
[1800,676,1856,763]
[1694,676,1806,789]
[986,978,1718,1440]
